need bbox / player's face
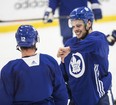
[71,20,88,39]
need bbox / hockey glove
[43,7,53,23]
[91,3,102,20]
[107,30,116,46]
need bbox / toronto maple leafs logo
[70,56,81,73]
[69,52,85,78]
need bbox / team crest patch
[69,52,85,78]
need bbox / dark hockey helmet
[68,6,94,27]
[15,25,39,47]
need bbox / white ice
[0,21,116,99]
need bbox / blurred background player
[57,7,114,105]
[43,0,102,45]
[0,25,68,105]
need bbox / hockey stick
[0,18,43,23]
[0,16,69,23]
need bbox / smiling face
[71,19,92,39]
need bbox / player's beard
[81,26,90,39]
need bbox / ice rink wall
[0,0,116,33]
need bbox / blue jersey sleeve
[43,55,68,105]
[101,72,112,91]
[0,61,14,105]
[69,31,109,58]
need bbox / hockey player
[43,0,102,45]
[57,7,114,105]
[0,25,68,105]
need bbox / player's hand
[91,3,102,20]
[107,30,116,46]
[43,7,53,23]
[57,47,71,63]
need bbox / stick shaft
[0,16,69,23]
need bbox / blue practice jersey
[48,0,100,16]
[60,31,112,105]
[0,54,68,105]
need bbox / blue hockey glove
[112,30,116,39]
[91,3,102,20]
[107,30,116,46]
[43,7,53,23]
